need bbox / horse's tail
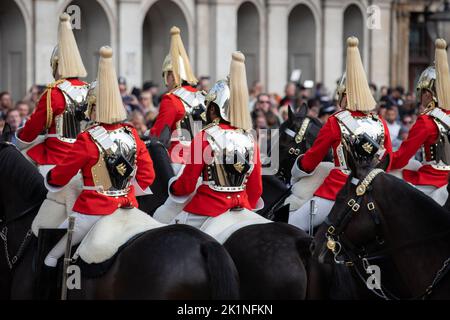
[201,241,240,300]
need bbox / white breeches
[169,211,210,229]
[44,212,103,267]
[288,196,335,232]
[153,163,193,224]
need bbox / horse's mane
[329,264,361,299]
[379,173,450,227]
[0,143,46,221]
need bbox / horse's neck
[378,185,450,296]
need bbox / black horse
[313,153,450,299]
[258,104,330,219]
[0,143,239,299]
[138,127,175,216]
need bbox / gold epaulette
[43,79,66,130]
[201,119,220,132]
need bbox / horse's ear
[1,123,12,143]
[287,105,295,122]
[160,125,171,148]
[298,102,308,118]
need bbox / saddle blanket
[200,209,272,244]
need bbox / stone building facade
[0,0,443,101]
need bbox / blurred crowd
[0,77,420,154]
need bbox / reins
[325,169,450,300]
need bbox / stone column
[266,0,288,95]
[211,0,237,80]
[369,0,392,87]
[34,0,58,85]
[195,0,211,77]
[391,3,410,90]
[323,0,344,96]
[118,0,142,90]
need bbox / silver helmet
[416,66,437,98]
[334,72,346,103]
[50,45,59,79]
[205,78,231,122]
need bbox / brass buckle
[327,226,335,235]
[367,202,375,211]
[289,148,300,155]
[348,199,360,212]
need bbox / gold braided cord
[45,79,65,130]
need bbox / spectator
[254,93,271,113]
[265,111,280,129]
[279,82,297,108]
[198,76,211,92]
[318,105,337,124]
[249,80,264,111]
[23,85,43,111]
[139,92,158,127]
[15,101,31,126]
[385,106,401,143]
[142,81,160,106]
[4,109,21,144]
[129,110,148,136]
[0,91,13,118]
[118,77,140,114]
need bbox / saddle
[199,209,271,244]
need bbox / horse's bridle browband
[324,168,450,300]
[284,118,311,156]
[278,118,311,182]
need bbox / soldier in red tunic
[35,46,155,297]
[149,26,205,171]
[391,39,450,201]
[16,13,89,174]
[151,26,206,222]
[163,52,263,228]
[288,37,393,231]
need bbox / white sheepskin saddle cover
[200,209,271,244]
[389,159,448,205]
[75,208,165,264]
[284,162,334,212]
[31,173,83,236]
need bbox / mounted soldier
[161,51,263,229]
[151,26,206,222]
[391,39,450,204]
[35,46,155,298]
[16,13,89,173]
[288,37,393,232]
[149,26,205,171]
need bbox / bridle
[324,168,450,300]
[277,118,311,182]
[0,203,40,270]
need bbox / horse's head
[276,104,324,183]
[312,169,387,266]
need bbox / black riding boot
[34,228,66,300]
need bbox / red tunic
[18,78,87,165]
[392,109,450,188]
[149,85,198,163]
[170,123,263,216]
[47,123,155,215]
[298,111,393,201]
